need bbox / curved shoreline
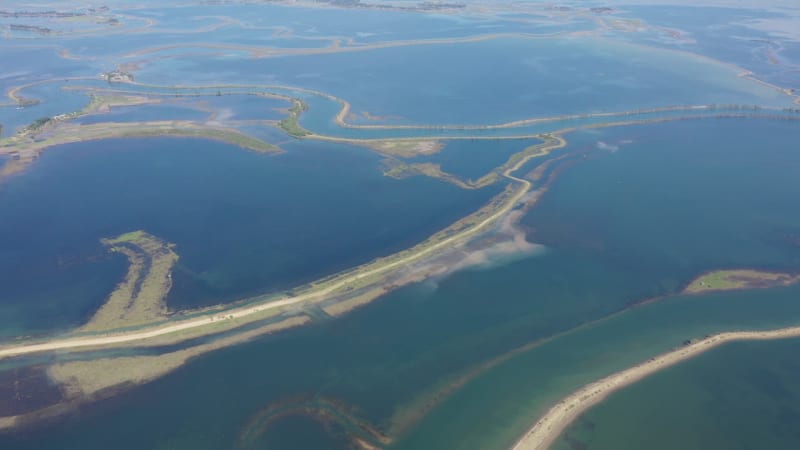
[36,79,800,133]
[510,326,800,450]
[3,112,800,358]
[0,135,564,360]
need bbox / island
[684,269,800,294]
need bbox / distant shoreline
[510,326,800,450]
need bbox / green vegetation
[239,396,391,449]
[380,139,554,190]
[27,117,52,131]
[83,231,178,332]
[383,161,489,190]
[0,120,281,182]
[126,126,280,153]
[45,316,309,411]
[684,270,800,294]
[278,98,312,137]
[106,230,146,244]
[79,94,156,115]
[383,161,484,189]
[0,134,557,363]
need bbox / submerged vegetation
[10,316,311,432]
[239,396,391,450]
[383,161,497,190]
[81,231,178,332]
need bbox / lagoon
[0,136,497,336]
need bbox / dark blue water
[0,137,497,336]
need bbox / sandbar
[510,326,800,450]
[684,269,800,295]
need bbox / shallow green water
[395,285,800,450]
[390,117,800,450]
[554,337,800,450]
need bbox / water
[0,137,497,336]
[140,36,791,124]
[2,3,800,447]
[555,337,800,450]
[74,103,210,125]
[395,117,800,449]
[525,118,800,274]
[11,74,797,144]
[194,94,289,121]
[397,285,800,450]
[3,118,798,449]
[617,5,799,88]
[410,139,540,179]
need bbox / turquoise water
[555,337,800,450]
[250,415,354,450]
[0,137,497,336]
[396,285,800,450]
[3,118,798,449]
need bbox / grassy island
[278,98,311,137]
[684,270,800,295]
[384,161,497,190]
[81,231,178,332]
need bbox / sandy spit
[511,326,800,450]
